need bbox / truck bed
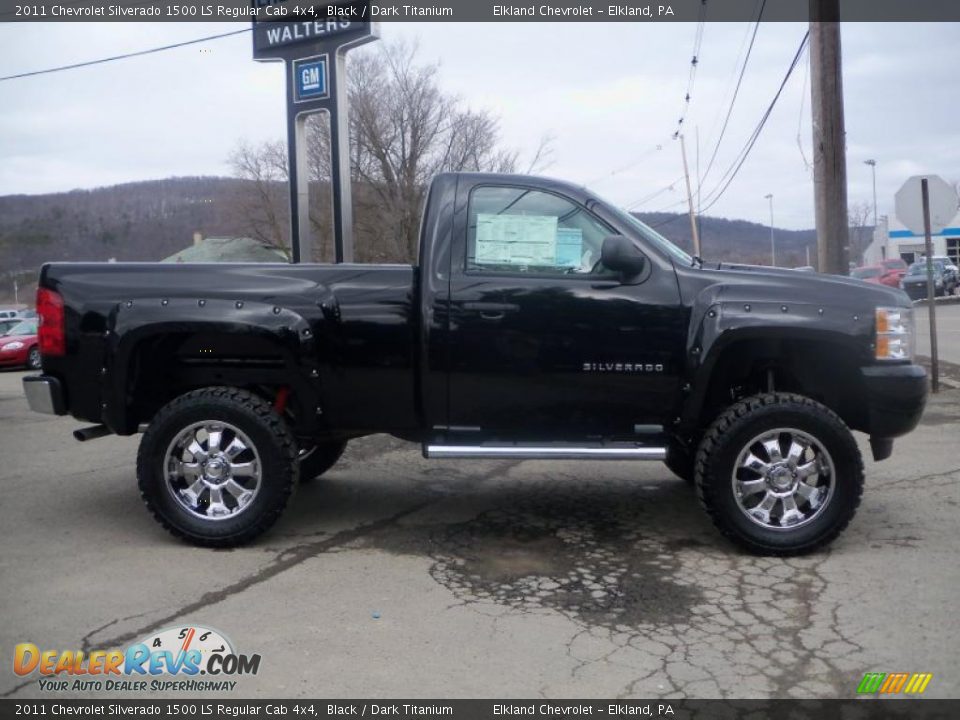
[39,261,419,436]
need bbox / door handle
[462,302,518,312]
[461,301,516,321]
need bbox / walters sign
[251,0,373,60]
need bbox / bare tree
[227,140,290,258]
[848,201,873,265]
[230,41,551,263]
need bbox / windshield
[600,200,694,265]
[6,320,36,336]
[907,261,943,276]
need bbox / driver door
[445,182,684,439]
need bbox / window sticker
[475,213,559,266]
[555,228,583,268]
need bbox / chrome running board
[423,445,667,460]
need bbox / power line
[586,140,672,186]
[697,32,810,215]
[672,0,709,140]
[625,177,685,209]
[698,0,767,188]
[795,41,812,172]
[0,28,251,83]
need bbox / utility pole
[765,194,776,266]
[809,0,850,275]
[679,134,701,257]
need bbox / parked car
[930,256,960,277]
[0,319,40,369]
[0,318,23,336]
[22,172,927,555]
[879,258,908,284]
[851,265,884,283]
[900,259,959,299]
[851,264,903,288]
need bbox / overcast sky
[1,21,957,229]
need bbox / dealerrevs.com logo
[14,625,261,693]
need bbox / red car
[879,257,908,286]
[0,319,40,370]
[851,262,904,288]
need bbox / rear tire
[694,392,863,556]
[298,440,347,483]
[137,387,297,547]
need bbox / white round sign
[894,175,958,235]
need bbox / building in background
[862,210,960,266]
[162,232,289,264]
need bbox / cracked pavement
[0,369,957,700]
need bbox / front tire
[137,387,297,547]
[694,393,863,556]
[27,346,41,370]
[298,440,347,483]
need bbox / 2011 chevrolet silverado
[23,173,928,554]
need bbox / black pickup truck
[24,173,927,554]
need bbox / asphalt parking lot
[0,360,958,701]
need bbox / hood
[902,270,943,281]
[679,261,912,310]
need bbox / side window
[466,186,614,276]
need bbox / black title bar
[0,699,957,720]
[2,0,960,22]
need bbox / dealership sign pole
[252,0,378,263]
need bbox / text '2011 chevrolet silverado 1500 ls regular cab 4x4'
[23,173,928,554]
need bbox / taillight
[37,287,65,356]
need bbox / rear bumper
[23,375,66,415]
[860,364,927,439]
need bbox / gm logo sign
[294,55,329,103]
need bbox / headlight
[875,307,913,361]
[1,341,24,351]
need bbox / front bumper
[23,375,66,415]
[902,283,938,299]
[860,364,927,439]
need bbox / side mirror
[601,235,647,284]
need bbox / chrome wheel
[732,427,835,531]
[163,421,262,521]
[27,347,41,370]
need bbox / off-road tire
[694,392,864,556]
[298,440,348,483]
[137,387,298,547]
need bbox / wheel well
[696,338,866,435]
[123,332,314,434]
